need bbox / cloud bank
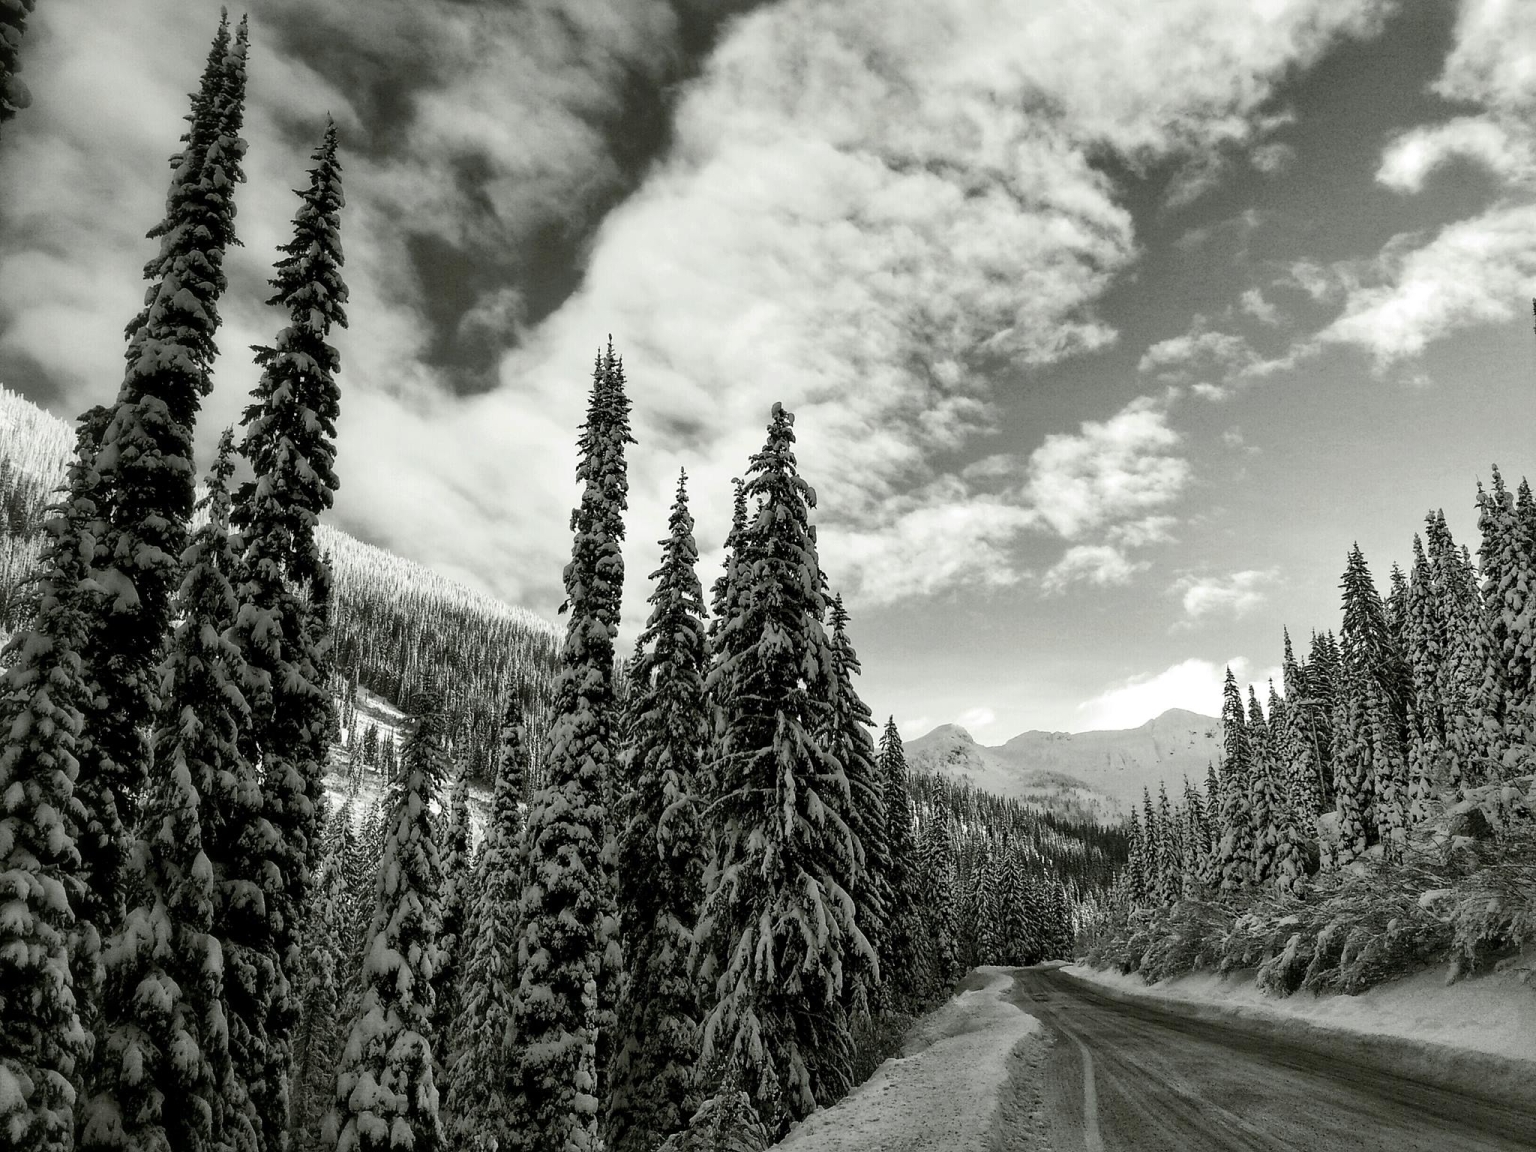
[0,0,1394,623]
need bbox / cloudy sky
[2,0,1534,740]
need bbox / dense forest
[1081,474,1536,998]
[0,16,1122,1152]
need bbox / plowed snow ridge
[775,967,1037,1151]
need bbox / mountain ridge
[907,707,1223,819]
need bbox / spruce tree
[607,471,709,1152]
[1280,630,1325,821]
[80,434,256,1152]
[914,817,959,997]
[818,597,887,1021]
[507,344,631,1152]
[230,119,348,1148]
[695,403,867,1136]
[290,820,349,1151]
[75,12,248,1011]
[332,692,449,1152]
[1125,808,1147,905]
[1215,668,1253,891]
[1155,781,1178,906]
[0,0,36,132]
[433,769,472,1051]
[1246,688,1277,887]
[877,718,920,1007]
[1470,469,1536,777]
[444,699,529,1152]
[0,412,98,1151]
[1180,778,1207,897]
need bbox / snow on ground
[774,966,1038,1152]
[1064,962,1536,1066]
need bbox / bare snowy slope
[908,708,1221,817]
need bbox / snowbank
[774,967,1038,1151]
[1063,962,1536,1107]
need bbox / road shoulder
[774,966,1040,1151]
[1061,961,1536,1112]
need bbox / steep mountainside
[0,385,560,778]
[908,708,1222,817]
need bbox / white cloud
[0,0,1395,619]
[1076,656,1281,729]
[1239,287,1280,324]
[1250,141,1296,175]
[1434,0,1536,111]
[1314,203,1536,367]
[898,715,934,740]
[1041,544,1148,593]
[1023,395,1190,540]
[1172,568,1276,622]
[1377,116,1534,192]
[957,706,996,730]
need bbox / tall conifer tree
[76,12,249,1014]
[695,404,867,1137]
[229,117,347,1151]
[608,471,709,1152]
[820,597,888,1019]
[878,718,920,1007]
[1215,668,1253,891]
[508,344,631,1152]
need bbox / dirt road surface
[1007,968,1536,1152]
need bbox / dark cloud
[253,0,781,396]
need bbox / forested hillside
[1083,473,1536,998]
[0,383,563,780]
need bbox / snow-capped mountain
[907,708,1222,819]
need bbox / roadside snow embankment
[1064,962,1536,1107]
[775,967,1037,1152]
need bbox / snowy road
[1008,969,1536,1151]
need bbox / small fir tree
[444,698,530,1152]
[331,692,449,1152]
[877,718,920,1006]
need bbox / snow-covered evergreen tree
[80,433,257,1152]
[290,816,349,1151]
[1154,781,1178,907]
[1124,808,1147,905]
[507,344,631,1152]
[695,403,867,1137]
[607,471,708,1152]
[331,691,449,1152]
[229,119,348,1149]
[0,411,98,1151]
[1280,630,1325,821]
[432,769,471,1053]
[75,12,249,1014]
[818,597,887,1020]
[1470,469,1536,778]
[877,718,921,1007]
[0,0,37,132]
[914,816,959,997]
[444,697,529,1152]
[1215,668,1253,891]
